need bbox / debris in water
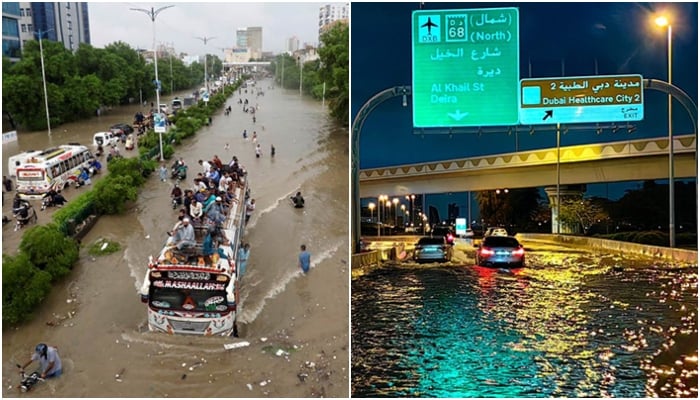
[101,242,109,251]
[305,361,316,369]
[260,337,268,342]
[66,299,72,304]
[224,341,250,350]
[259,380,268,387]
[188,362,203,371]
[297,373,308,382]
[181,363,187,367]
[145,235,150,239]
[115,368,125,382]
[275,349,289,357]
[246,383,253,391]
[181,374,187,380]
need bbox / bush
[52,189,95,232]
[2,253,53,325]
[19,224,80,280]
[107,157,148,186]
[92,175,139,214]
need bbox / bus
[14,144,94,199]
[139,178,249,336]
[8,150,42,177]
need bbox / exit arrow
[448,110,469,120]
[542,110,553,121]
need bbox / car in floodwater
[484,227,509,237]
[475,236,525,268]
[431,225,455,245]
[413,236,453,263]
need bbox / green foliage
[19,223,79,280]
[107,157,147,186]
[2,253,53,325]
[92,175,139,214]
[3,40,215,131]
[52,189,95,232]
[88,238,121,256]
[318,22,349,126]
[163,144,175,160]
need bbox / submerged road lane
[352,241,698,397]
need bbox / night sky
[352,2,698,218]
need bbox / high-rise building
[246,26,262,60]
[2,2,22,60]
[14,2,90,53]
[286,35,300,54]
[236,28,247,48]
[318,3,348,41]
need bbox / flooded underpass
[2,80,349,397]
[352,240,697,397]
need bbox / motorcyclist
[41,189,58,210]
[12,193,29,213]
[20,343,62,379]
[171,183,183,209]
[291,191,305,208]
[89,158,102,174]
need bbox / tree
[318,22,349,126]
[476,188,541,231]
[557,195,608,235]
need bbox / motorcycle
[16,364,43,393]
[13,203,38,231]
[171,164,187,180]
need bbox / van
[93,131,119,147]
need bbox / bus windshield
[17,169,45,182]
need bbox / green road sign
[412,8,520,128]
[519,75,644,125]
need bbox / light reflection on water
[351,252,697,398]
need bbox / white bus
[14,144,94,199]
[8,150,42,177]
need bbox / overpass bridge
[359,134,697,197]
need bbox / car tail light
[480,247,495,256]
[512,247,525,256]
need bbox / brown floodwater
[2,81,350,397]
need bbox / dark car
[414,236,453,263]
[110,123,134,135]
[431,225,455,245]
[475,236,525,268]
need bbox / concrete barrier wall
[351,250,380,270]
[516,233,698,264]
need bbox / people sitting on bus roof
[172,217,196,251]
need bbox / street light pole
[298,56,303,96]
[195,36,216,94]
[35,29,54,136]
[131,5,174,161]
[656,16,674,248]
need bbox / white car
[93,131,119,147]
[484,227,509,237]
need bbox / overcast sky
[88,2,328,56]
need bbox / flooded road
[2,81,349,397]
[352,243,698,397]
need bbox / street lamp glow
[655,15,669,27]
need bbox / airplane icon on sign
[421,17,438,35]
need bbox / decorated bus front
[143,268,237,336]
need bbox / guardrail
[351,250,381,270]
